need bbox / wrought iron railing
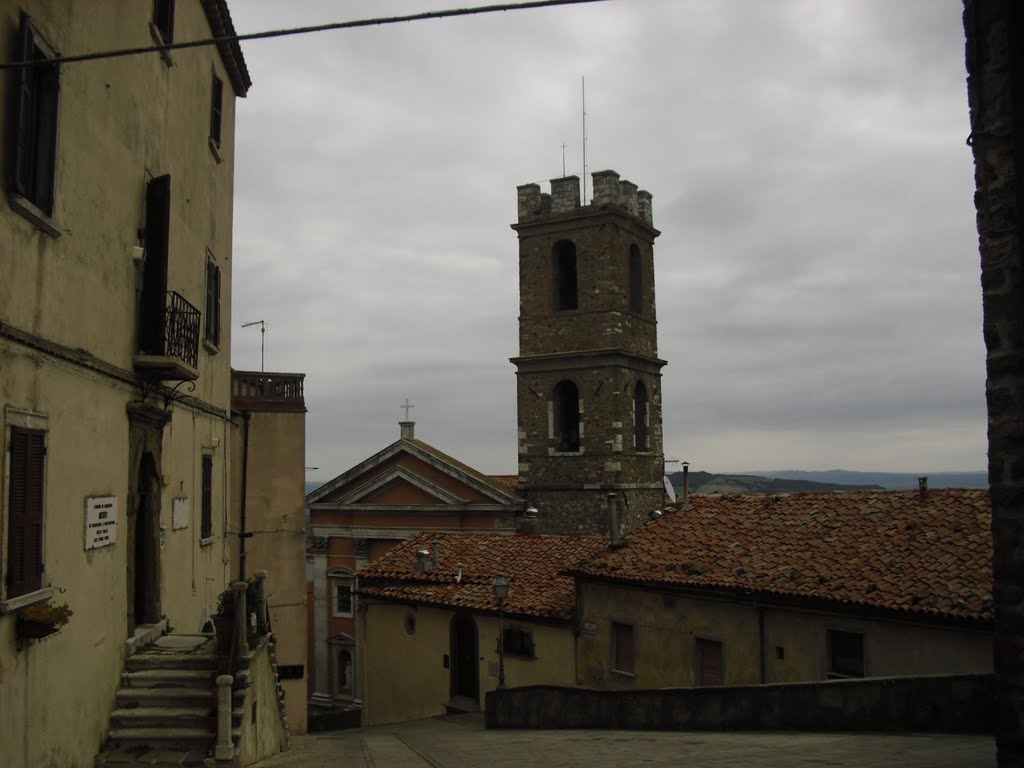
[137,291,200,369]
[232,371,305,403]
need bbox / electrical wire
[0,0,611,70]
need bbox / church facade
[512,170,667,534]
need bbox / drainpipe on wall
[239,411,251,581]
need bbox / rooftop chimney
[400,421,415,440]
[682,462,690,504]
[607,493,623,547]
[414,548,431,573]
[917,476,928,499]
[517,505,540,535]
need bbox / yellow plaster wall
[577,581,993,689]
[0,3,243,766]
[236,637,289,767]
[361,602,575,726]
[230,408,308,733]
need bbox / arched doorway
[128,451,162,631]
[450,614,479,703]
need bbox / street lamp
[491,573,509,689]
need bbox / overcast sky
[226,0,984,482]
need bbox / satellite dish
[663,475,677,503]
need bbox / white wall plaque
[172,497,190,530]
[85,496,117,550]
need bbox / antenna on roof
[581,75,588,203]
[241,320,266,372]
[663,475,677,504]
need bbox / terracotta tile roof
[487,475,520,493]
[358,531,606,621]
[568,489,992,624]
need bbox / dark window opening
[612,622,634,674]
[12,13,60,218]
[503,627,535,658]
[205,253,221,348]
[629,244,643,313]
[7,426,45,598]
[552,240,578,311]
[210,74,223,149]
[634,380,649,452]
[335,583,353,615]
[553,380,580,452]
[696,638,724,686]
[139,174,171,356]
[200,454,212,539]
[153,0,175,43]
[828,630,864,678]
[278,664,304,680]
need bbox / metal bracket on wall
[161,379,196,411]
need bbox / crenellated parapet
[516,170,653,226]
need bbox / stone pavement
[252,713,995,767]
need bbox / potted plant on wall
[16,601,73,642]
[211,579,259,654]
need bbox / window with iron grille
[502,627,535,658]
[828,630,864,678]
[7,426,45,598]
[11,13,60,228]
[205,252,221,348]
[201,454,212,540]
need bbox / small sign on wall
[172,497,190,530]
[582,621,597,636]
[85,496,117,550]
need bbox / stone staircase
[95,634,243,767]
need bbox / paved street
[253,714,994,768]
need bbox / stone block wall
[485,674,995,733]
[964,1,1024,763]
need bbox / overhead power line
[0,0,611,70]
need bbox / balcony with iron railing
[232,370,306,412]
[135,291,201,381]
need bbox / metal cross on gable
[401,398,414,420]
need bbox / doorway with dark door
[128,451,162,633]
[449,614,479,706]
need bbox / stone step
[110,706,213,730]
[126,653,218,671]
[105,727,215,750]
[117,686,244,708]
[121,669,215,689]
[94,745,209,767]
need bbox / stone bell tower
[511,170,666,534]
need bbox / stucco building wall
[360,601,575,726]
[0,3,246,766]
[577,581,992,688]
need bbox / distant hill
[668,471,884,495]
[742,470,988,491]
[305,480,323,496]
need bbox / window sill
[203,338,220,355]
[9,194,61,238]
[610,668,636,679]
[149,23,174,67]
[0,587,55,615]
[550,449,585,456]
[208,137,223,164]
[332,612,354,619]
[200,535,215,547]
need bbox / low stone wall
[485,674,994,733]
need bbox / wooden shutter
[697,639,723,686]
[8,427,45,597]
[201,454,212,539]
[210,75,223,146]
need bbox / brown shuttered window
[210,74,223,148]
[696,638,724,686]
[612,622,634,674]
[201,455,213,540]
[7,427,45,597]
